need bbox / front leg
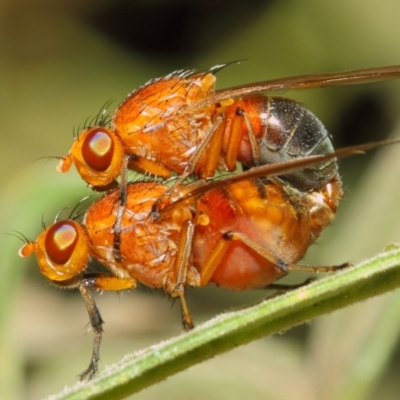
[76,274,136,381]
[112,156,129,262]
[78,283,103,381]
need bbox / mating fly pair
[19,63,400,380]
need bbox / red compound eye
[82,128,114,171]
[45,221,78,265]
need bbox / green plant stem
[48,247,400,400]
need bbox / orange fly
[57,64,400,193]
[18,139,400,380]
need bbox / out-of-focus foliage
[1,1,400,399]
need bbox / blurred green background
[2,1,400,399]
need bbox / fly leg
[112,156,129,262]
[165,220,196,330]
[218,232,349,273]
[224,232,350,274]
[78,283,103,381]
[198,231,349,287]
[66,274,136,381]
[112,152,171,262]
[264,278,316,291]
